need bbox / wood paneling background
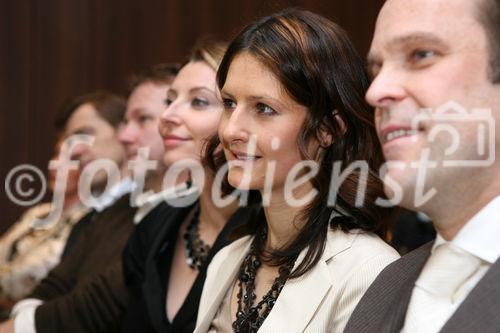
[0,0,384,234]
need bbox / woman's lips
[226,149,262,167]
[163,134,191,147]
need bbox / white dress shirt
[402,196,500,333]
[132,182,197,224]
[91,177,136,212]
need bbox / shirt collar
[133,183,200,224]
[92,177,136,212]
[432,233,447,251]
[435,196,500,264]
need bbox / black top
[122,203,260,333]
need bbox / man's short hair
[478,0,500,83]
[54,91,127,133]
[127,63,179,93]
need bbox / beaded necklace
[232,230,296,332]
[183,206,211,271]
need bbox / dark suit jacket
[122,202,260,333]
[344,241,500,333]
[30,194,138,333]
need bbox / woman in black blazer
[121,39,261,332]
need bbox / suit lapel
[384,242,433,332]
[259,256,332,332]
[344,241,432,333]
[143,205,191,331]
[173,206,258,329]
[259,230,353,333]
[440,257,500,333]
[384,273,420,332]
[196,236,252,332]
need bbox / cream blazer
[195,228,400,333]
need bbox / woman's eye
[256,103,277,115]
[164,98,173,106]
[138,115,153,124]
[192,97,209,107]
[222,98,236,110]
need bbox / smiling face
[219,52,317,194]
[158,61,223,167]
[119,81,168,164]
[367,0,500,210]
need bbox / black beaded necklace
[232,230,296,333]
[183,206,211,271]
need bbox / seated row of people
[3,0,498,331]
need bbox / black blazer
[344,241,500,333]
[122,202,259,333]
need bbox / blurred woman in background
[122,39,261,333]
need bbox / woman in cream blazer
[196,8,399,333]
[196,229,398,332]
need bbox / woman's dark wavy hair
[205,8,395,278]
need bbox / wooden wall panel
[0,0,384,234]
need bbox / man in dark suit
[344,0,500,332]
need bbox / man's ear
[318,110,346,147]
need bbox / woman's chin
[227,173,257,191]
